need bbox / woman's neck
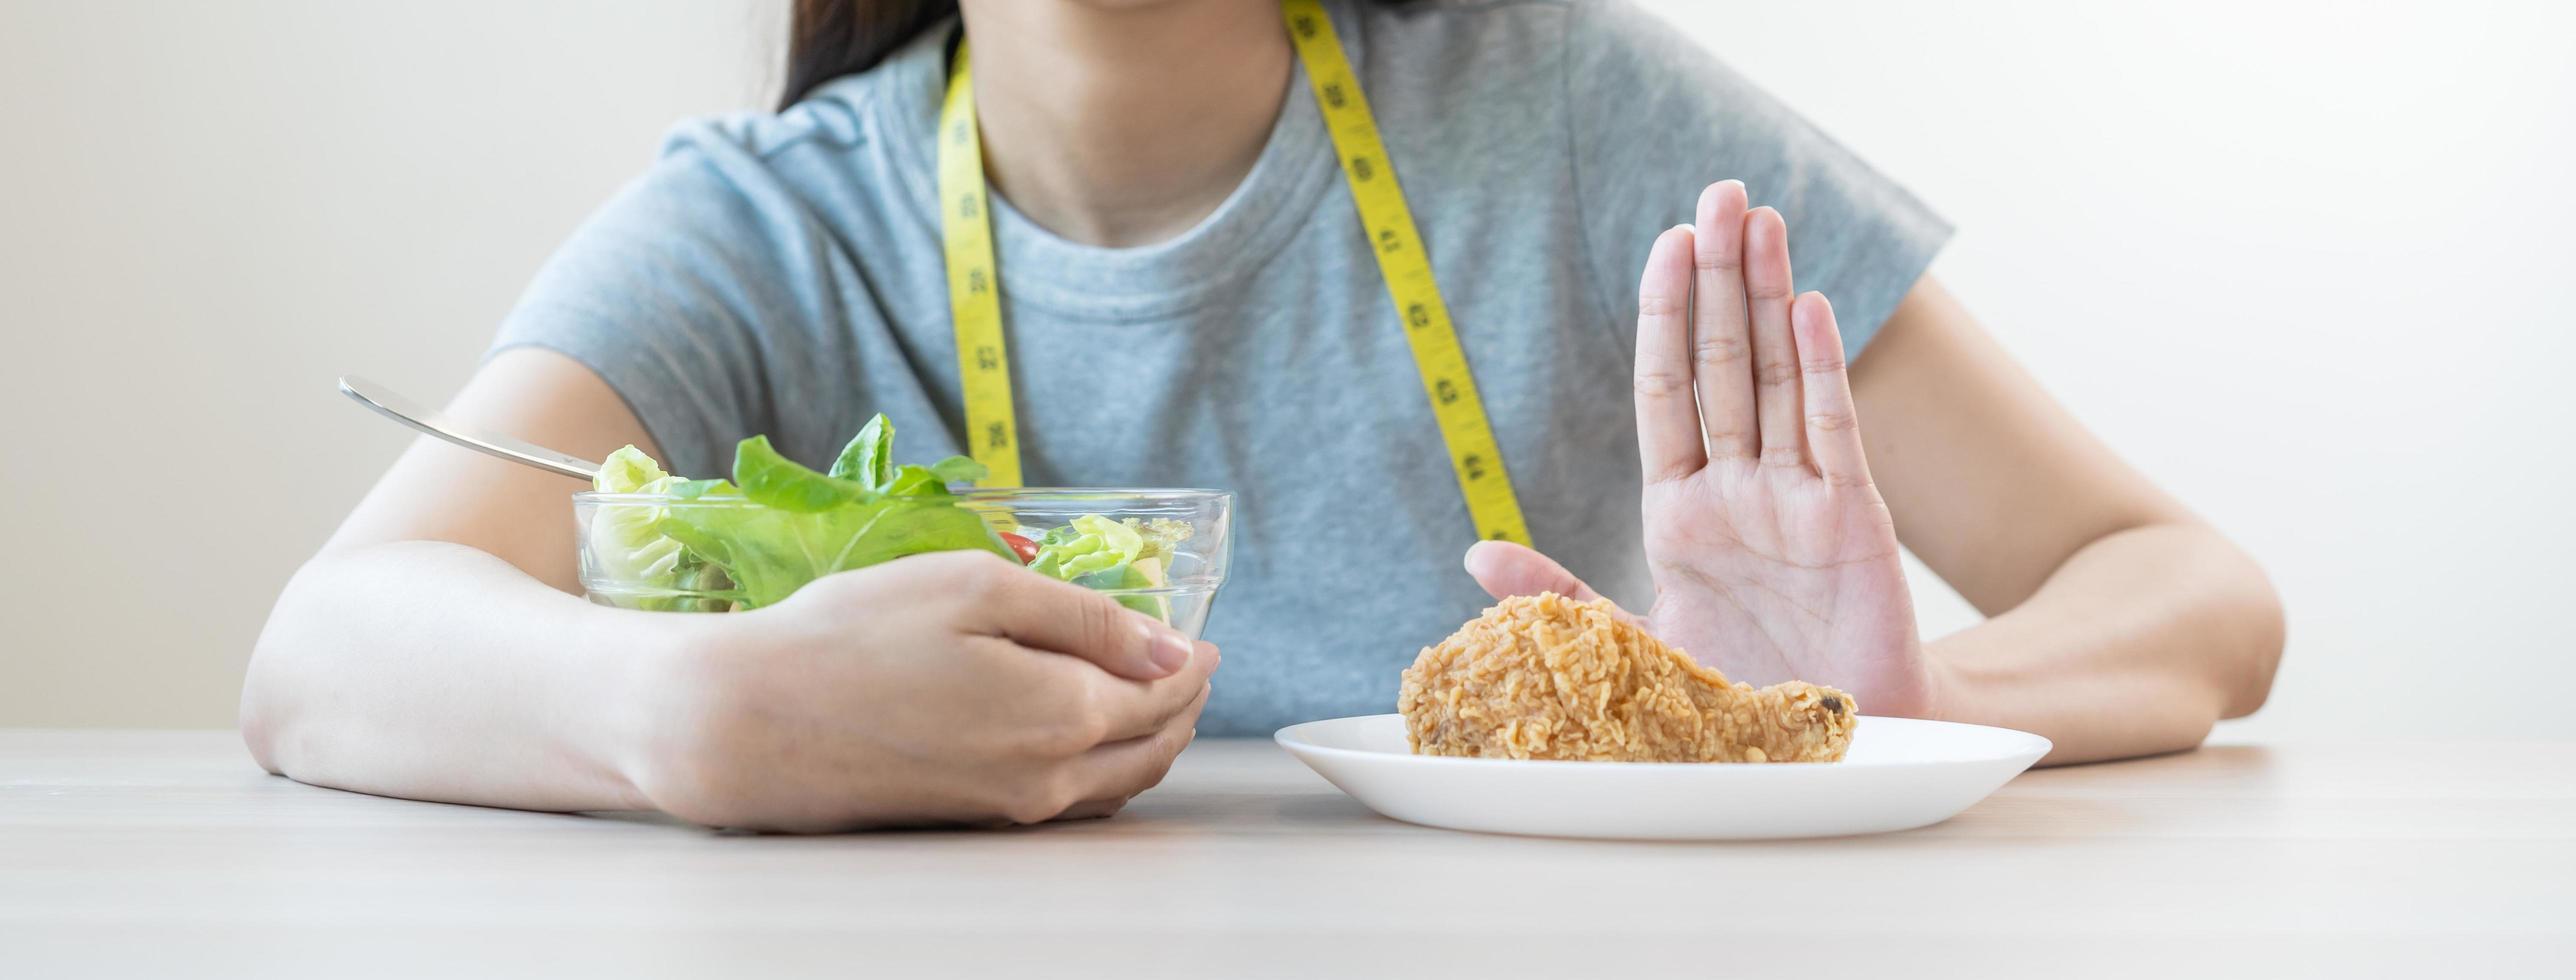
[956,0,1293,248]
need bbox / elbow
[238,625,299,777]
[237,555,337,777]
[238,623,295,778]
[2208,540,2286,720]
[237,689,283,776]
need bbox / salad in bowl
[575,414,1232,636]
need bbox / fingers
[1050,795,1130,822]
[1742,206,1805,467]
[1063,680,1206,805]
[1691,180,1757,460]
[955,554,1195,680]
[1086,647,1217,743]
[1632,224,1705,483]
[1462,540,1608,604]
[1639,187,1827,477]
[999,681,1202,826]
[1792,292,1872,487]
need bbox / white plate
[1274,713,2050,840]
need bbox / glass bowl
[573,487,1233,639]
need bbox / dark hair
[779,0,959,110]
[780,1,1410,111]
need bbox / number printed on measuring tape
[937,42,1022,488]
[1278,0,1530,546]
[936,2,1531,543]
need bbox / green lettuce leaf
[664,478,739,499]
[1028,514,1143,580]
[879,465,943,499]
[653,418,1013,609]
[587,419,1017,612]
[926,455,987,486]
[596,445,669,494]
[1026,515,1192,620]
[657,495,1012,609]
[735,435,867,512]
[829,413,896,488]
[589,445,707,610]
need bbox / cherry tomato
[998,532,1040,565]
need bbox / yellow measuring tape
[937,42,1020,489]
[938,0,1531,546]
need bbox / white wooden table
[3,731,2570,978]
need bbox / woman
[242,0,2282,831]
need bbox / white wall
[0,0,783,726]
[1665,0,2576,741]
[2,1,2569,737]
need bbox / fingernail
[1147,627,1191,674]
[1696,180,1741,221]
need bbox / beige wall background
[4,1,2571,737]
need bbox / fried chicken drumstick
[1398,593,1857,763]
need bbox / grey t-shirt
[494,0,1948,734]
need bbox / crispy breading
[1398,592,1856,763]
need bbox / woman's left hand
[1466,180,1936,716]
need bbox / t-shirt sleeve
[1564,0,1950,356]
[487,129,818,480]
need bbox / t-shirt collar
[873,15,1341,322]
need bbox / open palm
[1468,181,1932,716]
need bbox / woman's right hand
[626,550,1218,832]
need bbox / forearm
[240,540,674,811]
[1926,523,2284,765]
